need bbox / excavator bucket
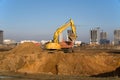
[68,34,76,41]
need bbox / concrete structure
[4,39,16,45]
[90,27,100,45]
[20,40,39,44]
[59,33,63,42]
[74,41,81,46]
[41,40,50,45]
[100,31,107,40]
[114,29,120,45]
[99,31,110,44]
[0,30,3,44]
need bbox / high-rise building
[100,31,110,44]
[0,30,3,44]
[90,28,100,45]
[114,29,120,45]
[100,31,107,40]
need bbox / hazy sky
[0,0,120,42]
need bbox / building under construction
[0,30,3,44]
[114,29,120,45]
[90,28,100,45]
[100,31,107,40]
[100,31,110,44]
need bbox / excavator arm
[53,19,77,43]
[45,19,77,50]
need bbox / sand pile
[17,52,120,76]
[0,42,120,76]
[10,42,42,54]
[0,42,42,72]
[57,53,120,75]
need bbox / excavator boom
[53,19,77,43]
[46,19,77,50]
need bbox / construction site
[0,19,120,80]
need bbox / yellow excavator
[45,19,77,51]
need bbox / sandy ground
[0,72,120,80]
[0,42,120,79]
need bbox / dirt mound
[17,52,120,76]
[10,42,42,54]
[58,53,120,75]
[0,42,42,72]
[0,43,120,76]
